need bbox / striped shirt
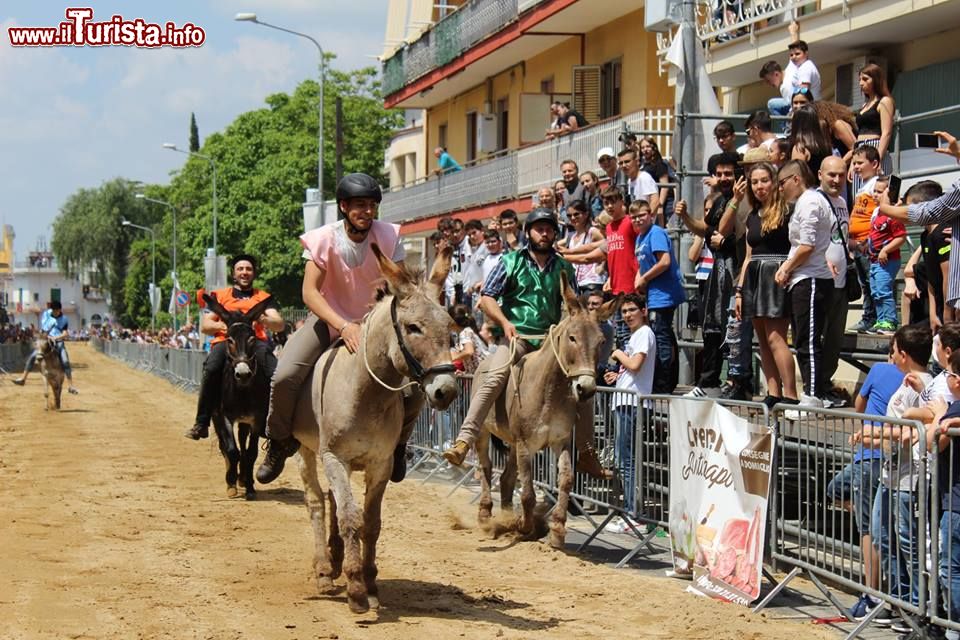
[908,178,960,305]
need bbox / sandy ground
[0,343,837,640]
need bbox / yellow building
[379,0,674,234]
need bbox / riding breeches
[265,314,331,441]
[25,345,72,378]
[455,340,534,446]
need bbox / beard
[529,239,554,254]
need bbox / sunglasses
[778,174,797,187]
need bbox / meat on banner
[668,398,774,605]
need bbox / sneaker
[872,321,896,335]
[891,613,916,633]
[873,607,896,626]
[783,394,824,421]
[11,377,25,386]
[849,319,875,333]
[821,390,848,409]
[684,386,708,399]
[761,395,782,410]
[68,386,79,395]
[848,593,881,621]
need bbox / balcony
[380,107,673,224]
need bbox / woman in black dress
[734,161,798,406]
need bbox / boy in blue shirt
[12,301,78,394]
[631,200,686,393]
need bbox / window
[466,112,478,163]
[600,58,622,119]
[50,288,61,303]
[438,123,448,150]
[496,97,509,151]
[540,77,554,94]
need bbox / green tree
[189,112,200,153]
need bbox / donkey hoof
[316,576,337,594]
[549,531,566,549]
[244,489,256,501]
[367,595,380,610]
[348,596,370,614]
[226,486,238,498]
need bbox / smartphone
[916,132,941,148]
[888,174,902,204]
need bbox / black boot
[256,437,300,484]
[390,442,408,483]
[184,423,209,440]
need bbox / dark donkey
[202,293,276,500]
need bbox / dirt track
[0,344,836,640]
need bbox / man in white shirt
[617,147,659,211]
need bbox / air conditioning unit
[645,0,679,33]
[836,55,887,111]
[478,113,498,154]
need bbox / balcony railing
[382,0,519,96]
[380,107,674,224]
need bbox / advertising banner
[668,399,774,605]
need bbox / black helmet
[523,207,561,235]
[335,173,382,204]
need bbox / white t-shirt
[822,191,849,289]
[787,189,836,287]
[921,371,958,405]
[611,325,656,409]
[480,251,503,286]
[629,171,659,203]
[794,59,822,101]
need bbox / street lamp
[136,194,179,332]
[121,218,157,333]
[162,143,217,256]
[235,12,325,202]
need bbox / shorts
[826,458,883,537]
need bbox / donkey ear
[428,243,453,288]
[372,243,413,295]
[560,271,581,315]
[242,296,274,325]
[594,293,622,322]
[203,293,232,323]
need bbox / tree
[189,112,200,153]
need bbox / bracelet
[734,285,743,293]
[339,321,351,333]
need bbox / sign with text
[668,399,773,605]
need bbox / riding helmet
[523,207,561,235]
[335,173,382,204]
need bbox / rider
[442,208,612,479]
[184,254,285,440]
[256,172,413,485]
[12,300,78,393]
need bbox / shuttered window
[572,65,602,124]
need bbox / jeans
[767,97,790,117]
[614,404,637,513]
[612,308,631,352]
[853,252,877,326]
[940,511,960,625]
[826,457,882,536]
[649,306,678,394]
[24,343,72,378]
[870,486,917,603]
[869,259,900,325]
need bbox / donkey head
[555,273,621,402]
[202,293,275,386]
[371,243,459,410]
[35,332,56,362]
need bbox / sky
[1,1,388,257]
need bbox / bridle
[226,321,259,380]
[362,296,456,392]
[544,320,596,379]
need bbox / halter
[484,321,596,380]
[361,296,456,392]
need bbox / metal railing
[0,341,32,374]
[382,0,519,96]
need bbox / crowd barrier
[0,341,32,374]
[96,338,959,638]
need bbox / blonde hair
[746,162,788,235]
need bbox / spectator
[774,160,832,412]
[811,100,858,161]
[847,145,883,332]
[788,39,822,100]
[433,146,462,175]
[559,200,605,294]
[478,230,505,293]
[618,148,660,212]
[498,209,523,251]
[816,156,853,408]
[744,110,780,151]
[587,291,615,376]
[911,181,951,330]
[537,185,557,213]
[597,147,621,185]
[639,137,676,225]
[735,161,798,407]
[759,60,792,118]
[579,170,604,217]
[677,152,741,397]
[853,63,896,194]
[602,292,655,532]
[829,347,901,622]
[866,185,907,334]
[713,120,739,155]
[547,102,588,139]
[460,219,489,302]
[449,304,488,374]
[544,101,564,138]
[631,200,686,393]
[770,138,791,168]
[558,160,586,209]
[789,103,833,174]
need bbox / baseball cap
[597,147,615,161]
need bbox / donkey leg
[239,423,257,500]
[297,449,336,594]
[515,443,536,537]
[501,446,518,512]
[214,414,240,498]
[476,429,494,522]
[53,381,62,410]
[549,446,574,549]
[327,489,343,580]
[361,466,390,610]
[322,451,367,613]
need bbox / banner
[668,399,774,605]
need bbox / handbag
[818,189,862,302]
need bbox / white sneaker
[684,386,708,399]
[783,394,823,421]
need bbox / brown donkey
[36,334,66,411]
[475,278,619,548]
[292,245,459,614]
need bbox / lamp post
[235,12,325,202]
[122,218,156,333]
[136,194,178,331]
[162,143,217,256]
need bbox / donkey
[202,293,277,500]
[36,333,66,411]
[293,244,459,614]
[474,277,619,549]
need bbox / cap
[597,147,615,161]
[739,147,773,165]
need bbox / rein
[484,323,594,379]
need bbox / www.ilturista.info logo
[8,8,205,48]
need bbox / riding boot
[443,440,470,466]
[186,352,223,440]
[390,443,408,483]
[255,437,301,484]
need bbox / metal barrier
[930,426,960,637]
[93,337,203,391]
[0,341,32,374]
